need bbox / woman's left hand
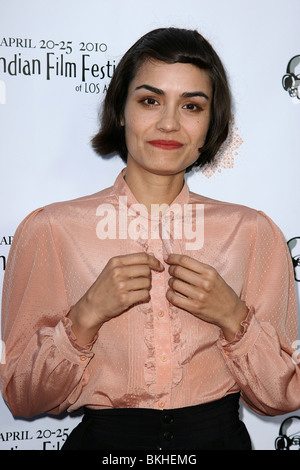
[165,254,248,341]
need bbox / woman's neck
[124,161,185,212]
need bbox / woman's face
[121,60,212,176]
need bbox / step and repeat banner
[0,0,299,450]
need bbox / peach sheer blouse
[1,170,300,418]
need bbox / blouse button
[80,355,87,361]
[157,401,165,409]
[161,354,167,362]
[158,310,164,318]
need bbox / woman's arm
[166,211,300,415]
[219,211,300,415]
[0,209,94,417]
[0,208,163,417]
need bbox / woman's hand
[165,254,248,341]
[68,252,164,345]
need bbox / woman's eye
[183,103,201,112]
[141,98,159,106]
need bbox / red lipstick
[147,140,183,150]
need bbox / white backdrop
[0,0,299,450]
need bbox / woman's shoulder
[45,184,115,213]
[188,190,258,217]
[15,184,116,235]
[188,190,284,236]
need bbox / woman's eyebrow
[181,91,209,100]
[135,84,209,100]
[135,84,164,95]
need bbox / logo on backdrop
[282,55,300,104]
[275,416,300,450]
[0,36,115,97]
[287,237,300,282]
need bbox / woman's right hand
[68,252,164,345]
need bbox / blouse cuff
[219,305,255,349]
[62,310,98,351]
[52,310,98,365]
[218,305,264,360]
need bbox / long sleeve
[0,208,95,417]
[218,211,300,415]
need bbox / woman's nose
[156,106,180,132]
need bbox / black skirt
[61,393,252,450]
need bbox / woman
[1,28,299,450]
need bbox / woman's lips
[147,140,184,150]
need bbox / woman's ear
[120,116,125,126]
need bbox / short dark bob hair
[92,27,231,171]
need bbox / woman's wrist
[220,301,249,342]
[67,297,104,346]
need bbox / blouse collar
[113,168,190,220]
